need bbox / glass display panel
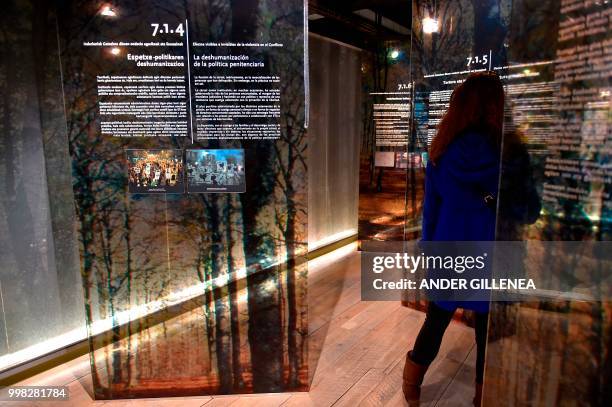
[486,0,611,405]
[56,0,307,398]
[0,0,85,371]
[368,2,610,405]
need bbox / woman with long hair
[401,71,539,406]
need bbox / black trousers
[411,302,489,383]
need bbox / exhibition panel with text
[57,0,308,397]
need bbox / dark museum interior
[0,0,609,406]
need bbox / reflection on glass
[488,0,610,405]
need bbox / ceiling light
[100,5,116,17]
[390,49,400,59]
[110,47,121,56]
[422,17,439,34]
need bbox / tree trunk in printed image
[240,143,284,392]
[111,317,122,385]
[588,302,605,406]
[76,179,98,387]
[234,0,286,391]
[204,253,216,370]
[246,263,284,391]
[123,200,133,386]
[195,236,215,372]
[67,116,99,386]
[99,206,122,386]
[283,137,300,387]
[225,195,244,390]
[207,195,233,392]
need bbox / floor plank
[333,368,386,407]
[279,393,316,407]
[208,393,290,407]
[435,346,477,407]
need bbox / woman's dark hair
[429,71,508,164]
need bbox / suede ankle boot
[473,382,483,406]
[402,351,429,406]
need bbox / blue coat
[422,130,500,312]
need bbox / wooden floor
[2,243,477,407]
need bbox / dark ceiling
[308,0,412,51]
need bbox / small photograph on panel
[395,151,409,169]
[186,149,246,193]
[395,152,424,169]
[374,151,395,168]
[126,149,185,193]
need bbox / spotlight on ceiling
[100,5,117,17]
[390,49,400,59]
[110,47,121,56]
[422,17,439,34]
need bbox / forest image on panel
[58,0,307,398]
